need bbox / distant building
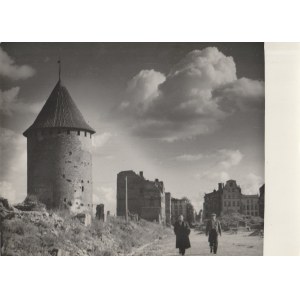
[203,179,262,220]
[240,195,259,216]
[165,192,172,226]
[195,209,203,222]
[171,197,195,225]
[116,170,165,223]
[222,180,242,214]
[203,183,223,219]
[171,198,187,224]
[186,201,196,224]
[258,184,265,218]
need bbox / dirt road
[133,229,263,256]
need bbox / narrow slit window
[77,130,80,135]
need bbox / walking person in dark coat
[174,215,191,255]
[206,213,222,254]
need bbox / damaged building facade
[23,78,95,214]
[171,197,195,225]
[203,179,262,219]
[116,171,166,223]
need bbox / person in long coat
[205,213,222,254]
[174,215,191,255]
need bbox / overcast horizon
[0,42,265,213]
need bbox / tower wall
[27,128,93,214]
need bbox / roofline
[23,126,96,137]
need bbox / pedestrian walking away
[174,215,191,255]
[206,213,222,254]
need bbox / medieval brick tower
[23,72,95,214]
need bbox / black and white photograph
[0,42,265,256]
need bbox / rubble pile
[1,197,171,256]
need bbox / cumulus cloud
[195,170,230,183]
[217,149,243,169]
[175,153,203,162]
[177,149,242,168]
[121,69,166,114]
[94,186,116,214]
[193,149,243,188]
[0,87,20,115]
[0,46,35,80]
[0,128,26,180]
[0,128,27,203]
[0,87,43,115]
[214,77,264,113]
[241,173,263,194]
[92,132,113,149]
[119,47,264,141]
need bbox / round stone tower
[23,78,96,214]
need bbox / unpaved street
[133,229,263,256]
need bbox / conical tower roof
[23,80,95,137]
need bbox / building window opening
[82,186,84,192]
[85,131,87,137]
[77,130,80,135]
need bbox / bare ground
[133,229,263,256]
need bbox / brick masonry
[27,128,93,214]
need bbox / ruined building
[116,171,166,223]
[165,192,172,226]
[222,180,242,214]
[23,76,95,214]
[171,197,195,225]
[203,183,224,218]
[258,184,265,218]
[203,179,262,219]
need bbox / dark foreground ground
[133,229,264,256]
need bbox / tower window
[82,186,84,192]
[84,131,87,137]
[77,130,80,135]
[69,151,72,155]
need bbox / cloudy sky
[0,43,265,212]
